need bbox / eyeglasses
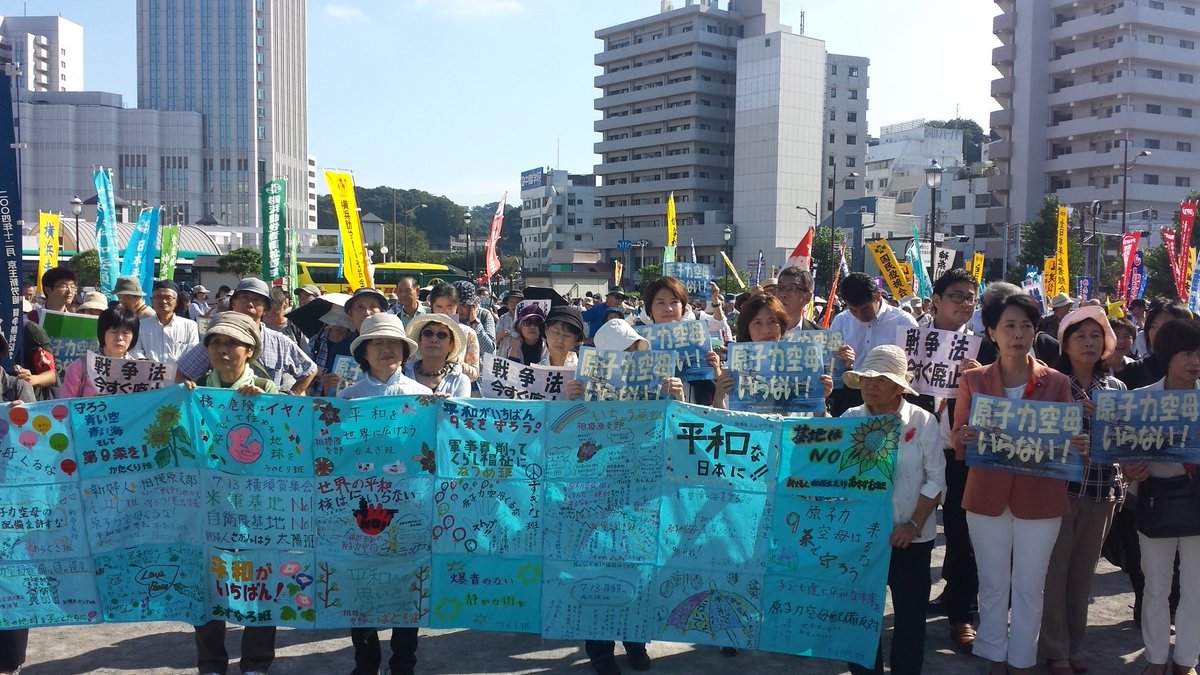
[421,328,451,341]
[776,283,812,295]
[52,283,77,292]
[943,292,976,305]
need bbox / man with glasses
[776,266,819,331]
[134,280,199,366]
[828,272,918,415]
[32,266,77,322]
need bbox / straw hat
[842,345,917,396]
[1049,292,1073,309]
[1057,305,1116,360]
[76,291,110,313]
[351,314,418,366]
[407,313,467,363]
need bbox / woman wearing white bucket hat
[839,344,944,675]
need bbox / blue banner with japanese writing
[782,329,847,389]
[663,262,712,302]
[576,346,678,401]
[635,320,715,382]
[1091,389,1200,463]
[0,72,22,358]
[0,390,897,668]
[965,394,1086,481]
[726,342,825,414]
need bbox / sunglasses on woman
[421,328,451,340]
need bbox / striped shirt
[175,321,317,389]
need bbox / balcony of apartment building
[991,77,1014,99]
[592,78,733,110]
[595,127,732,154]
[992,43,1016,66]
[987,173,1012,192]
[1047,4,1167,42]
[599,153,733,175]
[595,29,735,67]
[986,205,1010,224]
[989,140,1014,160]
[990,108,1014,131]
[594,176,730,197]
[595,105,733,132]
[595,55,733,89]
[992,12,1015,40]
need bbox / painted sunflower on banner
[841,415,899,480]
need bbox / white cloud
[409,0,526,18]
[324,4,367,21]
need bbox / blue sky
[2,0,1000,206]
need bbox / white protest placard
[480,353,575,401]
[896,326,981,398]
[84,351,177,395]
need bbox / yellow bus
[296,261,470,295]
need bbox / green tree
[216,248,263,278]
[928,118,995,165]
[67,249,100,288]
[1005,196,1084,287]
[811,226,849,296]
[1141,245,1176,299]
[637,264,663,294]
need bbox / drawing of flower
[294,573,313,589]
[295,593,313,609]
[279,561,302,576]
[314,400,340,427]
[413,443,435,474]
[145,406,195,469]
[577,440,601,463]
[144,425,170,448]
[843,416,899,481]
[314,457,334,476]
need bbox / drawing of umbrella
[665,582,760,645]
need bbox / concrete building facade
[989,0,1200,262]
[137,0,309,248]
[822,54,869,220]
[519,168,597,271]
[0,16,84,93]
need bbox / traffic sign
[618,240,632,250]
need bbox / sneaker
[590,655,621,675]
[625,647,652,671]
[720,646,739,657]
[950,622,976,652]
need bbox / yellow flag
[37,212,60,293]
[613,260,623,287]
[666,192,677,247]
[718,251,745,290]
[324,169,373,290]
[1044,256,1057,298]
[898,261,913,287]
[1056,206,1069,295]
[971,252,985,284]
[1188,247,1198,294]
[868,239,913,299]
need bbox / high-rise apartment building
[519,169,596,270]
[988,0,1200,262]
[589,0,866,281]
[822,54,869,218]
[136,0,308,247]
[0,16,84,92]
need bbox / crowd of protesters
[1,263,1198,675]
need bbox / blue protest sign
[576,346,678,401]
[1092,389,1200,463]
[664,262,713,301]
[782,329,847,389]
[726,342,825,414]
[966,394,1085,481]
[635,320,715,381]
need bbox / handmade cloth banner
[898,327,982,398]
[481,353,575,401]
[1078,276,1093,302]
[1055,205,1069,295]
[782,329,847,389]
[84,352,176,396]
[634,320,715,382]
[725,342,824,414]
[0,390,898,668]
[576,347,677,401]
[1120,231,1142,302]
[120,207,161,302]
[37,212,60,293]
[1091,389,1200,463]
[663,262,712,302]
[94,168,120,298]
[40,311,98,372]
[158,224,180,280]
[0,71,22,352]
[325,170,372,290]
[965,394,1085,481]
[1043,256,1057,303]
[867,239,912,300]
[261,179,287,281]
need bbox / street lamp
[70,195,82,254]
[463,211,474,279]
[402,203,427,262]
[379,246,389,263]
[722,226,733,290]
[924,159,945,278]
[828,170,859,293]
[1120,139,1152,236]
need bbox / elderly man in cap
[114,275,155,319]
[1039,292,1074,337]
[188,284,213,321]
[453,280,496,356]
[134,280,199,367]
[295,284,322,307]
[582,287,627,338]
[175,278,317,394]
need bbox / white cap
[594,319,650,352]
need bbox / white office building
[988,0,1200,263]
[0,15,84,92]
[519,169,597,270]
[137,0,310,248]
[822,54,869,219]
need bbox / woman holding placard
[952,293,1089,675]
[58,306,141,399]
[840,344,944,675]
[635,276,722,405]
[1039,306,1126,675]
[1123,318,1200,675]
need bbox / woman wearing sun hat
[838,344,944,675]
[340,313,431,398]
[405,313,471,397]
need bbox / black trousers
[585,639,647,660]
[350,626,418,675]
[194,621,276,675]
[0,628,28,671]
[941,450,979,625]
[849,539,934,675]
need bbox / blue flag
[94,169,120,298]
[120,207,161,301]
[907,225,933,298]
[0,72,23,357]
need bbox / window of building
[1149,69,1164,79]
[1147,103,1162,113]
[865,180,874,190]
[1144,173,1160,185]
[879,178,888,188]
[845,180,856,190]
[1179,141,1193,152]
[828,155,836,167]
[1150,0,1165,7]
[1181,73,1195,83]
[846,157,856,167]
[1183,40,1197,49]
[256,35,264,47]
[848,89,859,100]
[952,195,966,210]
[1145,139,1161,149]
[847,111,858,122]
[830,64,838,75]
[256,17,265,29]
[1186,6,1197,15]
[1178,177,1193,187]
[1181,107,1194,118]
[829,109,837,121]
[846,135,857,145]
[828,133,836,144]
[829,87,836,98]
[849,66,860,77]
[1148,34,1165,44]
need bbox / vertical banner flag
[1182,201,1198,298]
[94,168,120,298]
[37,212,61,293]
[1120,231,1142,302]
[158,224,180,281]
[0,70,22,353]
[120,206,162,301]
[1189,247,1199,303]
[1056,205,1070,295]
[821,245,847,329]
[971,252,985,285]
[324,170,372,290]
[288,229,299,291]
[613,260,623,288]
[689,237,697,264]
[1189,255,1200,315]
[1163,229,1180,298]
[906,226,932,299]
[718,251,745,290]
[786,228,813,270]
[483,195,505,282]
[1044,256,1058,301]
[1078,276,1093,301]
[755,250,765,285]
[260,178,287,281]
[663,192,677,264]
[867,239,913,299]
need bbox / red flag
[1164,229,1182,298]
[1119,231,1141,302]
[786,228,815,270]
[820,244,846,329]
[482,193,506,282]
